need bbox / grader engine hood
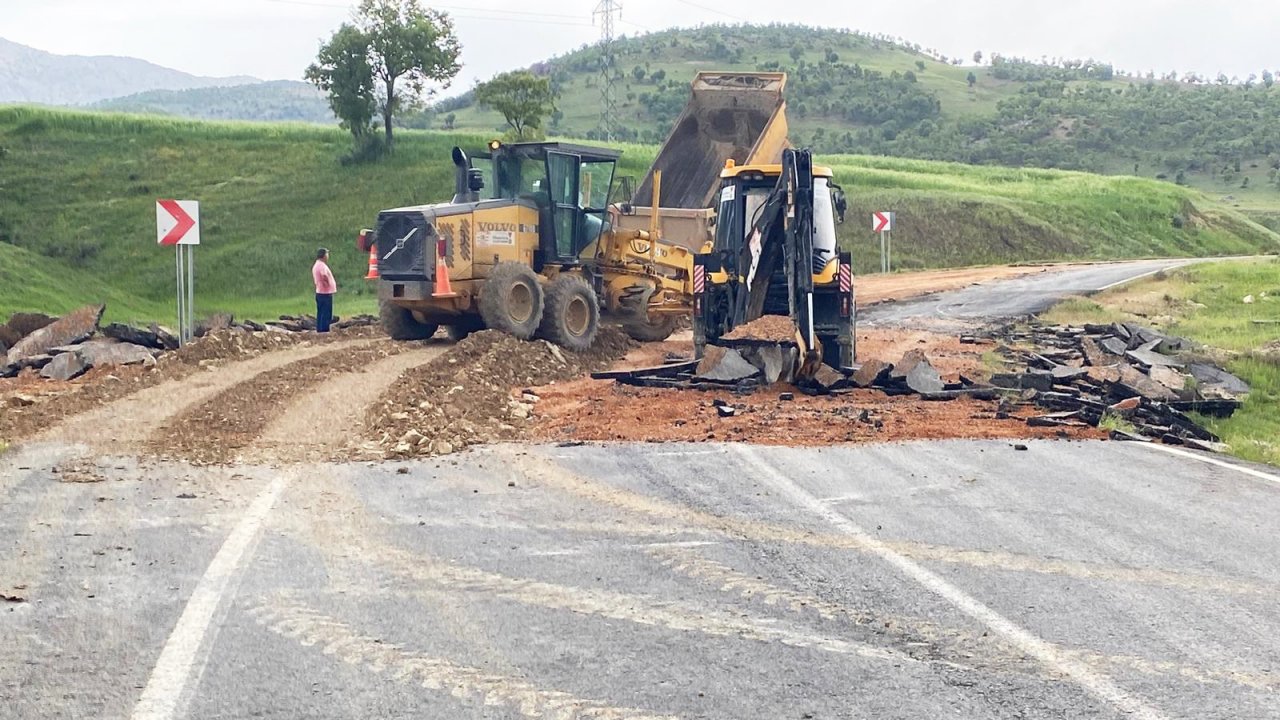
[372,203,473,281]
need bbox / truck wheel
[479,262,543,340]
[445,316,484,342]
[538,275,599,352]
[380,301,438,340]
[624,312,678,342]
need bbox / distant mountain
[0,37,257,105]
[92,81,333,124]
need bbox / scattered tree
[305,25,377,140]
[973,50,983,65]
[1264,69,1275,89]
[632,65,646,82]
[443,112,455,130]
[790,45,804,63]
[474,70,557,140]
[915,60,926,72]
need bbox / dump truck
[616,72,789,253]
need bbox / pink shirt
[313,260,337,294]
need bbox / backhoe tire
[380,301,438,340]
[479,262,544,340]
[623,312,679,343]
[538,274,600,352]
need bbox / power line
[672,0,746,23]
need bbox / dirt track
[0,265,1126,464]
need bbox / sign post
[157,200,200,345]
[873,211,894,273]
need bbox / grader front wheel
[479,262,544,340]
[538,275,600,352]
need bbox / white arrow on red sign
[873,211,893,233]
[157,199,200,245]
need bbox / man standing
[313,247,337,333]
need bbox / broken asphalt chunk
[1126,340,1186,369]
[990,372,1053,392]
[6,304,104,365]
[40,352,89,381]
[851,359,891,388]
[694,346,760,383]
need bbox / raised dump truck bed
[633,72,789,210]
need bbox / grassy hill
[0,106,1275,324]
[440,24,1280,217]
[92,81,332,125]
[0,37,256,105]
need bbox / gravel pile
[367,328,633,458]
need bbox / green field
[1,106,1276,324]
[1043,259,1280,466]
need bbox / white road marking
[1134,443,1280,487]
[736,445,1169,720]
[1095,261,1189,291]
[130,472,292,720]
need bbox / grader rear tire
[380,301,438,340]
[623,312,679,343]
[538,275,600,352]
[479,262,544,340]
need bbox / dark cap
[316,247,329,259]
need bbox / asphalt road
[862,258,1192,329]
[3,259,1276,719]
[3,440,1279,719]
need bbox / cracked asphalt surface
[3,260,1277,719]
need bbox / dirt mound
[721,315,798,342]
[366,328,634,458]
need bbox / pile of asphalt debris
[595,321,1247,452]
[985,321,1246,450]
[594,340,985,398]
[1,304,377,380]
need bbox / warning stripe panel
[694,265,705,294]
[839,264,852,293]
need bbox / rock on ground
[6,305,104,365]
[41,352,90,381]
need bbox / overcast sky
[4,0,1277,92]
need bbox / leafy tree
[915,60,926,72]
[474,70,557,140]
[356,0,461,147]
[632,65,646,82]
[967,71,977,88]
[443,112,455,130]
[1264,70,1275,89]
[789,45,804,63]
[305,25,377,140]
[650,69,666,83]
[973,50,983,64]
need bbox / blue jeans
[316,293,333,332]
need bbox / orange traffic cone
[364,246,379,279]
[432,237,457,297]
